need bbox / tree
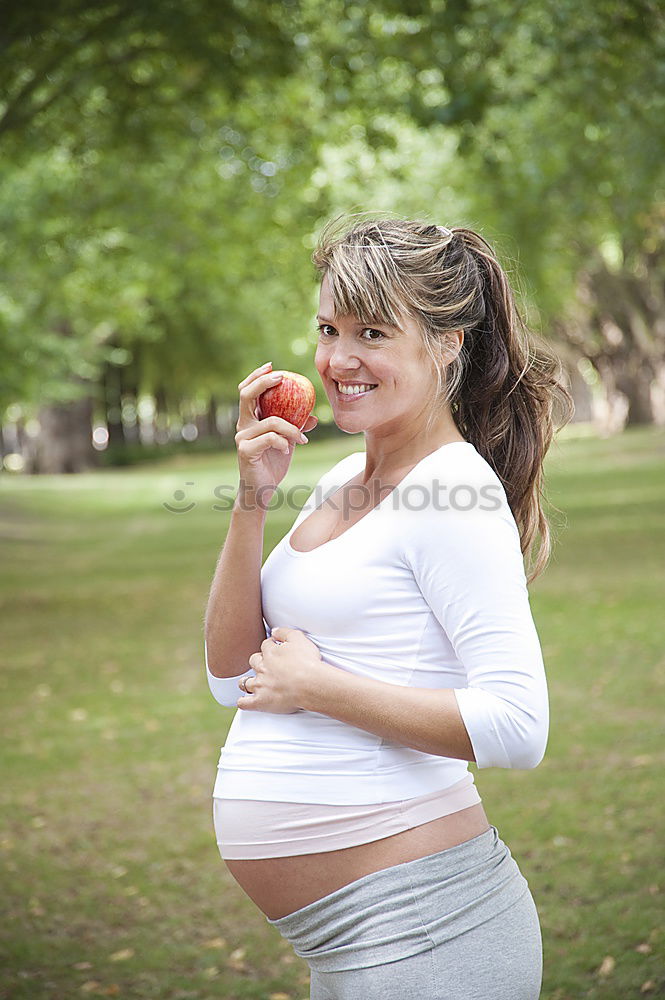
[0,0,300,152]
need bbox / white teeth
[336,382,377,395]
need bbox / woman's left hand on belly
[237,626,329,714]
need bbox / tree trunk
[153,385,170,444]
[592,358,630,435]
[102,363,125,448]
[29,392,98,474]
[615,359,657,426]
[206,396,219,437]
[121,363,140,445]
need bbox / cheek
[314,346,328,376]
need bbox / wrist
[233,483,272,518]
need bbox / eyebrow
[316,314,399,331]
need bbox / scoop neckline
[284,440,474,558]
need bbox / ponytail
[447,229,575,582]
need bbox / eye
[316,324,385,342]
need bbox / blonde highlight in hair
[312,213,575,584]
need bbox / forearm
[301,665,476,763]
[204,489,269,678]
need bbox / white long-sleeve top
[206,441,549,805]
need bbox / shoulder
[398,442,509,518]
[397,443,522,566]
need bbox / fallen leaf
[203,937,226,950]
[109,948,134,962]
[641,982,656,994]
[80,983,101,994]
[551,835,570,848]
[227,947,248,973]
[597,955,616,977]
[74,962,93,971]
[635,942,652,954]
[269,993,291,1000]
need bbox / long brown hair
[311,214,575,583]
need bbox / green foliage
[1,0,300,155]
[1,0,663,419]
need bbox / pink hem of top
[213,775,482,859]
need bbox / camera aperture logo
[163,482,196,512]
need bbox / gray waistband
[266,825,529,972]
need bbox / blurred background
[1,3,663,999]
[1,0,664,468]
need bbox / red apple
[257,370,316,431]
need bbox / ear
[450,328,464,355]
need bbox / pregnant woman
[204,217,574,999]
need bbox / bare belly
[223,802,491,920]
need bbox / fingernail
[299,433,308,443]
[260,361,272,370]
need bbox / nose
[326,339,362,373]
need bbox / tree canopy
[1,0,663,465]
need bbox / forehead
[318,273,336,313]
[318,272,410,333]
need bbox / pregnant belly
[214,797,490,920]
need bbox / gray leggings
[267,826,542,1000]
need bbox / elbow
[503,708,549,770]
[455,685,548,771]
[508,732,547,770]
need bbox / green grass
[1,425,663,999]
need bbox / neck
[361,410,465,482]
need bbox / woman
[204,217,574,1000]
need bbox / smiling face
[315,271,443,445]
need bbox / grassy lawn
[1,425,663,999]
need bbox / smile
[334,381,378,400]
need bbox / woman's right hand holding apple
[234,362,318,509]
